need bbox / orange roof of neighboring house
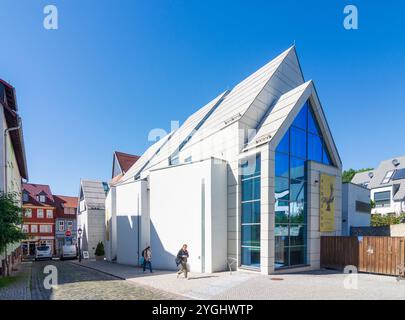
[54,195,78,208]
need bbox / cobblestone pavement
[0,262,31,300]
[73,260,405,300]
[30,260,180,300]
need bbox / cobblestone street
[1,260,180,300]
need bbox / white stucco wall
[0,106,23,261]
[77,208,105,259]
[115,179,148,266]
[371,186,405,216]
[342,183,371,236]
[149,158,227,273]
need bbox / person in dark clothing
[176,244,189,279]
[142,246,153,273]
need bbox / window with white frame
[46,210,53,218]
[22,225,29,233]
[37,209,44,218]
[58,221,65,232]
[38,195,46,203]
[31,224,38,233]
[24,208,32,218]
[40,225,52,233]
[374,191,391,207]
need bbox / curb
[69,261,126,280]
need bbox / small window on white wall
[46,210,53,218]
[37,209,44,218]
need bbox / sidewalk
[0,262,32,300]
[70,260,255,299]
[71,260,405,300]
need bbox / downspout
[3,116,21,193]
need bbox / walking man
[176,244,189,279]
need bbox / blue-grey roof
[351,155,405,200]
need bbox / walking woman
[142,246,153,273]
[176,244,189,279]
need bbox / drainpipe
[3,117,21,193]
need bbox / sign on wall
[320,173,336,232]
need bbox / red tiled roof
[115,151,140,173]
[53,195,78,218]
[22,183,54,207]
[54,195,78,208]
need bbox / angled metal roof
[119,132,173,183]
[245,81,312,149]
[182,47,298,149]
[80,179,107,210]
[144,90,229,171]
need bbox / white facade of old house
[0,81,28,262]
[106,47,343,274]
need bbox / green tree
[0,192,26,277]
[371,213,405,227]
[95,241,105,256]
[342,168,374,183]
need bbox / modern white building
[342,183,371,236]
[352,156,405,216]
[106,46,343,274]
[77,179,108,258]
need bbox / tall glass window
[241,154,261,268]
[275,100,333,269]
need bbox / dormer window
[37,195,46,203]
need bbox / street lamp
[78,228,82,263]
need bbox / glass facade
[241,154,261,268]
[274,100,333,269]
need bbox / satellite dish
[392,159,400,167]
[368,172,374,179]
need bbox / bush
[95,242,105,256]
[371,213,405,227]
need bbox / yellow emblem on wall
[319,173,335,232]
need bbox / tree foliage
[342,168,374,183]
[0,192,26,253]
[371,213,405,227]
[95,241,105,256]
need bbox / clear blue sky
[1,0,404,196]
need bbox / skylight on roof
[381,170,395,184]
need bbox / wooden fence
[321,236,405,276]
